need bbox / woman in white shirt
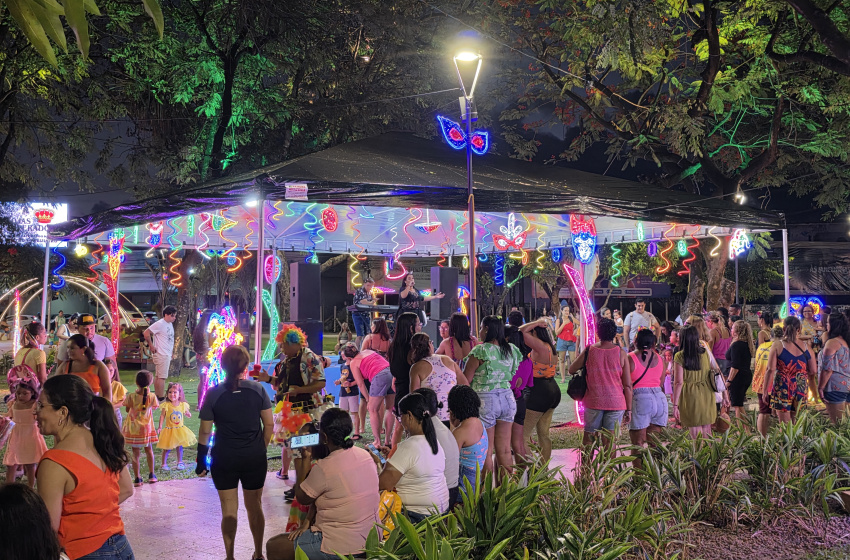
[377,392,448,523]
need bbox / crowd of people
[4,289,850,560]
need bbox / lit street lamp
[453,42,482,334]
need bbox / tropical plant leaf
[61,0,89,58]
[141,0,164,39]
[82,0,100,15]
[31,2,68,53]
[6,0,59,67]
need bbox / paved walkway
[121,449,581,560]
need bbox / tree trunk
[169,250,204,376]
[703,241,729,312]
[681,255,706,318]
[321,253,348,273]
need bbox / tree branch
[782,0,850,71]
[689,1,722,117]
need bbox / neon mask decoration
[789,296,826,321]
[436,115,489,155]
[493,213,530,251]
[677,239,688,257]
[321,207,339,232]
[264,255,282,284]
[636,221,645,241]
[569,215,597,265]
[647,241,658,257]
[729,229,751,259]
[551,248,563,263]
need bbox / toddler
[103,358,127,426]
[123,369,159,486]
[157,383,197,470]
[3,380,48,487]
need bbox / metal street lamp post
[453,49,482,334]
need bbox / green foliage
[480,0,850,215]
[597,243,686,292]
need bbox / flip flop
[351,434,362,441]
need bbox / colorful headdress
[275,324,307,346]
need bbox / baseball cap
[79,314,96,326]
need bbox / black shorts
[525,377,561,413]
[727,370,752,408]
[513,394,526,425]
[210,450,268,491]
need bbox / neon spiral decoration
[303,203,321,264]
[271,201,284,225]
[261,290,280,361]
[349,254,363,287]
[610,245,622,287]
[186,216,195,238]
[494,254,505,285]
[351,218,366,259]
[535,228,546,270]
[88,232,104,283]
[478,253,489,262]
[359,206,374,219]
[677,226,701,277]
[480,214,493,250]
[708,226,721,257]
[243,216,255,260]
[656,224,676,274]
[396,208,423,258]
[284,201,296,217]
[437,234,450,267]
[265,201,277,230]
[49,247,66,290]
[167,218,184,287]
[198,213,213,260]
[218,211,242,273]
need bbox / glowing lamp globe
[35,209,55,224]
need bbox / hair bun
[436,401,444,409]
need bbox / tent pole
[41,239,51,325]
[254,199,266,364]
[782,228,790,312]
[465,97,478,337]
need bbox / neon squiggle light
[167,219,184,287]
[562,263,596,426]
[218,211,243,273]
[261,290,280,361]
[610,245,621,287]
[708,226,721,257]
[303,204,321,264]
[198,213,213,260]
[396,208,423,259]
[50,247,66,290]
[349,254,363,288]
[384,258,408,280]
[458,286,470,315]
[656,224,676,274]
[677,226,701,277]
[104,232,125,355]
[535,228,546,270]
[88,232,103,283]
[494,254,505,286]
[437,234,450,267]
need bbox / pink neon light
[384,258,408,280]
[563,263,596,426]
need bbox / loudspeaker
[422,318,440,344]
[295,320,323,355]
[290,262,321,321]
[430,266,459,320]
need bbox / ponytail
[21,322,44,348]
[135,370,153,412]
[397,393,438,455]
[222,345,250,392]
[90,396,130,472]
[68,334,96,365]
[783,316,801,343]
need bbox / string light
[610,245,621,287]
[656,224,676,274]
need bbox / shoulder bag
[567,348,590,401]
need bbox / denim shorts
[478,388,517,429]
[630,387,668,430]
[366,367,394,398]
[583,408,625,434]
[77,534,135,559]
[294,530,345,560]
[556,339,576,353]
[823,390,850,404]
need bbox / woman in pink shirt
[342,344,394,446]
[569,318,632,448]
[627,329,667,461]
[266,408,379,560]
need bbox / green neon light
[261,289,280,361]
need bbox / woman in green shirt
[464,315,522,480]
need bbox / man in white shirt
[623,299,660,349]
[144,305,178,402]
[57,314,115,362]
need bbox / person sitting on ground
[409,333,468,425]
[333,323,352,354]
[266,408,380,560]
[447,384,487,503]
[413,387,460,506]
[570,318,632,449]
[0,483,69,560]
[375,392,448,523]
[36,375,135,560]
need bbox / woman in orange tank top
[56,334,112,402]
[35,375,135,560]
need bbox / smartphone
[366,443,387,465]
[289,433,320,449]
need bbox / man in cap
[57,313,116,363]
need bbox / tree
[478,0,849,309]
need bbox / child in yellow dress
[156,382,197,471]
[103,358,127,427]
[123,370,159,486]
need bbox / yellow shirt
[752,341,773,395]
[111,381,127,406]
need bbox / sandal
[351,434,362,441]
[133,477,144,487]
[276,469,289,480]
[176,462,186,470]
[148,473,158,484]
